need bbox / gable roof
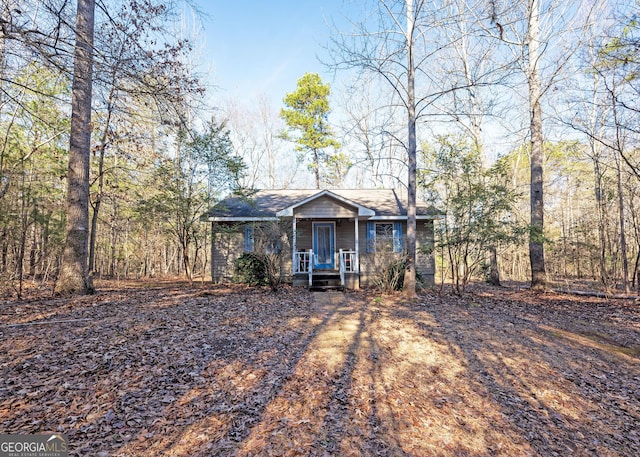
[204,189,441,221]
[275,190,376,217]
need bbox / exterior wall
[211,223,243,282]
[211,222,293,283]
[295,219,313,251]
[357,220,436,287]
[211,218,436,288]
[358,220,407,287]
[416,221,436,286]
[357,221,374,286]
[335,221,357,251]
[295,219,357,251]
[296,197,358,218]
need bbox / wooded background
[1,0,639,296]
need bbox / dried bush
[373,254,407,293]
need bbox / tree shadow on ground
[412,290,640,456]
[2,284,639,456]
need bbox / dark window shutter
[244,225,254,252]
[393,222,402,253]
[366,222,375,253]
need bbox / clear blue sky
[199,1,352,107]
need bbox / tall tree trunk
[42,211,51,276]
[630,196,640,291]
[608,76,630,294]
[593,158,609,287]
[527,0,546,290]
[109,197,118,277]
[55,0,96,294]
[16,169,28,298]
[404,0,417,298]
[0,14,6,200]
[182,236,193,282]
[615,153,629,293]
[487,246,501,286]
[0,227,7,273]
[88,91,115,274]
[634,252,639,292]
[313,148,320,189]
[29,221,37,277]
[0,7,8,201]
[88,190,101,274]
[88,145,104,275]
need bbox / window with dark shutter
[244,225,254,252]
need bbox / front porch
[288,210,363,290]
[273,190,374,290]
[293,248,359,290]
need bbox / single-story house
[204,189,441,289]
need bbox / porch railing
[339,249,357,286]
[294,249,314,286]
[297,249,357,287]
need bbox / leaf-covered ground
[1,282,639,456]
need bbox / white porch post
[292,216,297,273]
[354,218,359,273]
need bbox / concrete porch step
[310,272,343,291]
[310,285,345,291]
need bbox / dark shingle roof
[205,189,439,219]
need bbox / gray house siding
[335,222,357,252]
[211,219,435,287]
[211,224,243,283]
[416,221,435,285]
[295,219,312,251]
[357,220,435,287]
[211,222,294,283]
[295,198,358,219]
[294,220,357,251]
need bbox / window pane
[317,226,331,263]
[375,223,394,252]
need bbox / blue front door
[313,222,335,269]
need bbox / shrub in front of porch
[372,253,426,293]
[233,252,282,291]
[372,253,406,292]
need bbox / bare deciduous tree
[487,0,599,290]
[339,76,406,189]
[329,0,468,296]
